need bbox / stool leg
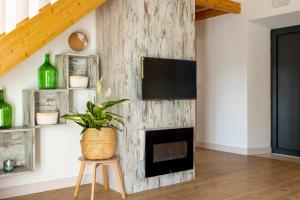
[113,161,126,199]
[91,163,97,200]
[102,164,109,191]
[74,163,85,199]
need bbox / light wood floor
[7,148,300,200]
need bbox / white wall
[196,0,300,155]
[247,0,300,21]
[245,0,300,150]
[0,11,97,198]
[247,0,300,29]
[196,7,249,152]
[247,22,271,149]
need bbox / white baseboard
[247,147,272,155]
[0,174,93,199]
[196,141,271,155]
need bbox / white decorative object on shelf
[36,112,59,125]
[69,76,89,88]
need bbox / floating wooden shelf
[22,54,99,128]
[68,88,96,91]
[55,54,99,112]
[0,127,35,133]
[55,54,100,90]
[23,89,69,127]
[0,165,33,178]
[0,127,35,177]
[4,53,100,177]
[34,123,68,129]
[26,89,68,92]
[195,0,241,21]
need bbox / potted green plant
[62,77,129,160]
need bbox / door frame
[271,25,300,156]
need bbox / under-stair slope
[0,0,106,77]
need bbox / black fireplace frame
[145,127,194,178]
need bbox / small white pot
[36,112,59,125]
[69,76,89,88]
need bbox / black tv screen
[141,57,197,100]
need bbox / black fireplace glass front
[153,141,187,162]
[145,127,194,178]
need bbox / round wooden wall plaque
[68,31,88,51]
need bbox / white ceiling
[251,9,300,29]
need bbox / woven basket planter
[80,128,116,160]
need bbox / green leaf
[87,101,95,114]
[61,93,129,134]
[101,99,130,110]
[114,118,125,126]
[106,112,125,118]
[94,119,106,124]
[93,105,104,117]
[73,120,86,128]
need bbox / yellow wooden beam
[196,9,227,21]
[0,0,106,77]
[195,0,241,14]
[16,17,29,28]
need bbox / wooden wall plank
[96,0,195,194]
[0,0,106,77]
[23,90,35,127]
[55,55,69,89]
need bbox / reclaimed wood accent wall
[96,0,195,194]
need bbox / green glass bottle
[0,90,12,129]
[38,53,58,89]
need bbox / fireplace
[145,127,194,178]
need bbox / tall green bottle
[0,90,12,129]
[38,53,58,89]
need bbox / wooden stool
[74,156,126,200]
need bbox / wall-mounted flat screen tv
[141,57,197,100]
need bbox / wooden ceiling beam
[196,5,209,13]
[196,9,227,21]
[195,0,241,14]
